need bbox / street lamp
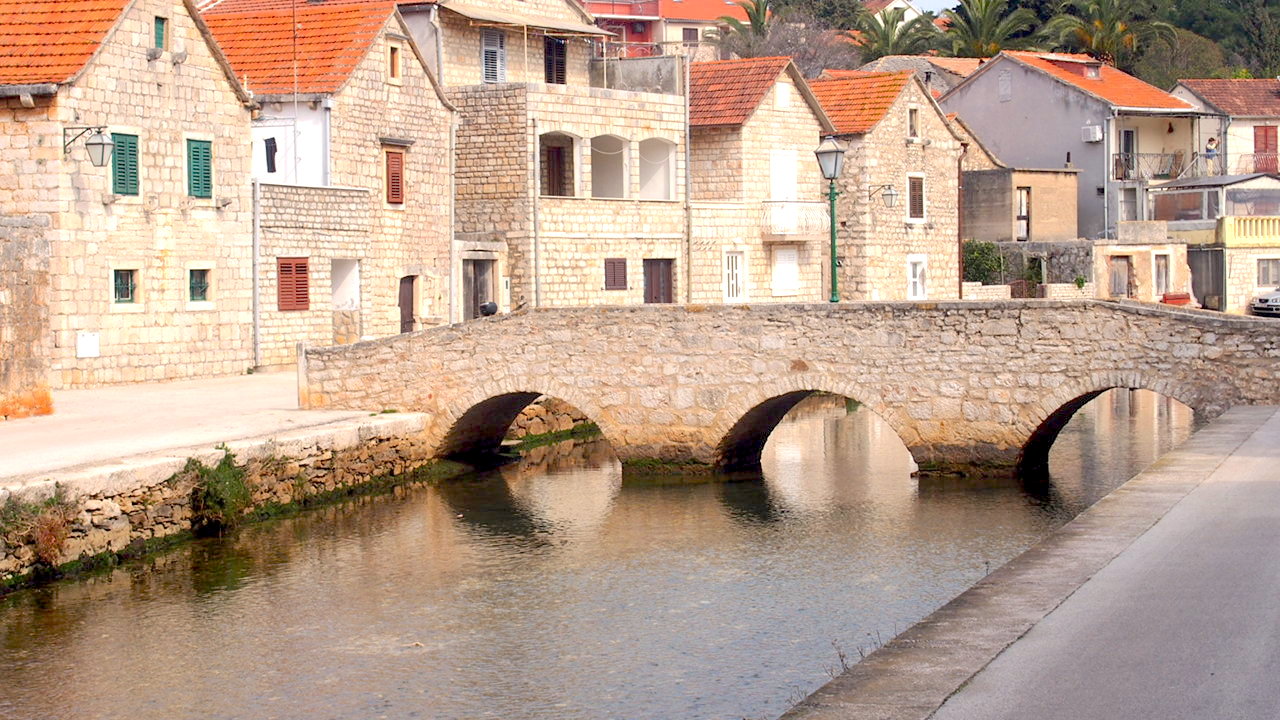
[868,184,899,208]
[63,126,115,167]
[814,136,845,303]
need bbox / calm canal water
[0,390,1193,720]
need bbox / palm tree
[844,7,941,63]
[943,0,1040,57]
[707,0,773,54]
[1046,0,1176,69]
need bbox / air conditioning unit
[1082,125,1104,143]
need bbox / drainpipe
[1104,111,1115,239]
[430,5,444,83]
[683,54,693,304]
[532,117,541,308]
[449,114,457,323]
[957,141,968,299]
[251,178,262,368]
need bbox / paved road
[0,372,367,482]
[932,408,1280,720]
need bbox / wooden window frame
[111,133,139,196]
[481,29,506,83]
[277,257,310,311]
[189,268,211,302]
[186,138,213,199]
[906,174,926,222]
[907,254,928,300]
[154,17,167,50]
[385,149,405,205]
[1257,258,1280,287]
[604,258,627,290]
[907,107,920,139]
[113,268,137,304]
[544,36,566,85]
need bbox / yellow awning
[437,1,614,36]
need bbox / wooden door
[643,259,673,304]
[1016,186,1031,241]
[1256,126,1277,172]
[463,259,495,319]
[1109,256,1133,298]
[398,276,415,333]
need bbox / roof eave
[0,84,59,98]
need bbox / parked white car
[1251,289,1280,317]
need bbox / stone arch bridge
[299,301,1280,473]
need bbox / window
[907,255,927,300]
[540,132,575,196]
[1259,259,1280,287]
[331,259,360,310]
[1016,186,1031,241]
[277,257,310,311]
[385,149,404,204]
[187,139,212,198]
[770,149,797,201]
[544,37,567,84]
[482,29,506,83]
[591,135,627,199]
[907,175,925,221]
[113,269,137,304]
[776,82,792,109]
[771,246,799,296]
[189,269,210,302]
[1154,254,1170,295]
[388,45,401,81]
[725,251,745,301]
[154,17,167,50]
[604,258,627,290]
[264,137,278,174]
[908,108,920,139]
[111,133,138,196]
[682,27,699,46]
[638,138,674,200]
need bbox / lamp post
[814,136,845,303]
[63,126,115,167]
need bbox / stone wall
[961,281,1012,300]
[997,240,1094,285]
[1225,247,1280,315]
[962,169,1079,244]
[507,396,591,439]
[0,414,436,583]
[300,301,1280,471]
[0,215,52,420]
[437,9,594,88]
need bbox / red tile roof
[0,0,130,86]
[1004,51,1191,111]
[659,0,746,22]
[809,71,912,134]
[863,0,896,12]
[203,0,395,95]
[926,56,980,77]
[1178,79,1280,117]
[689,56,791,126]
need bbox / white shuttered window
[725,251,745,301]
[482,29,506,83]
[772,246,799,296]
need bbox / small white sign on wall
[76,331,100,359]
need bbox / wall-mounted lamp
[867,184,899,208]
[63,126,115,167]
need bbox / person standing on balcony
[1205,137,1219,174]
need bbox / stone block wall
[1219,247,1276,315]
[690,127,743,201]
[1041,282,1095,299]
[1092,242,1191,303]
[997,240,1094,285]
[688,203,824,304]
[0,214,52,420]
[961,281,1012,300]
[438,10,593,88]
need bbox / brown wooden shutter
[386,150,404,204]
[909,177,925,219]
[604,258,627,290]
[278,257,310,311]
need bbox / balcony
[1233,154,1279,175]
[1218,215,1280,247]
[586,0,660,17]
[761,201,828,241]
[1112,152,1222,181]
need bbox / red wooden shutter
[386,150,404,204]
[604,258,627,290]
[278,257,310,311]
[909,177,925,219]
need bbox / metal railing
[588,0,660,15]
[761,201,828,239]
[1233,154,1280,174]
[1112,152,1222,181]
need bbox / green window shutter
[187,139,212,198]
[154,17,166,50]
[111,133,138,196]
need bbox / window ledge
[110,302,146,313]
[905,217,928,225]
[186,301,215,312]
[772,289,800,298]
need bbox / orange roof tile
[926,56,980,77]
[809,71,912,134]
[0,0,130,86]
[203,0,394,95]
[1178,78,1280,117]
[659,0,746,22]
[688,56,791,126]
[1004,51,1191,111]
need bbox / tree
[707,0,774,55]
[1046,0,1177,71]
[1132,28,1229,89]
[708,0,860,74]
[943,0,1041,57]
[772,0,867,30]
[843,7,941,63]
[1229,0,1280,77]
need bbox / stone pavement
[0,371,367,484]
[782,405,1280,720]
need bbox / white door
[725,251,745,301]
[772,246,799,296]
[907,255,927,300]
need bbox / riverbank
[780,405,1279,720]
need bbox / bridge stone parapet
[299,301,1280,472]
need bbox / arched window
[638,138,675,200]
[591,134,628,199]
[539,132,577,197]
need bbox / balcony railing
[1233,154,1279,174]
[1219,215,1280,246]
[588,0,660,16]
[762,201,828,240]
[1112,152,1223,181]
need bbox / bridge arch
[433,377,616,460]
[1016,369,1222,476]
[713,373,916,471]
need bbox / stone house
[388,0,689,312]
[586,0,743,60]
[0,0,256,405]
[810,71,963,301]
[202,0,455,367]
[1092,221,1193,305]
[941,52,1218,240]
[687,57,834,304]
[1172,79,1280,176]
[856,56,982,99]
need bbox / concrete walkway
[0,372,368,483]
[783,406,1280,720]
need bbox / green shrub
[189,449,251,532]
[963,241,1004,285]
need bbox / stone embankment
[0,413,446,587]
[505,397,591,440]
